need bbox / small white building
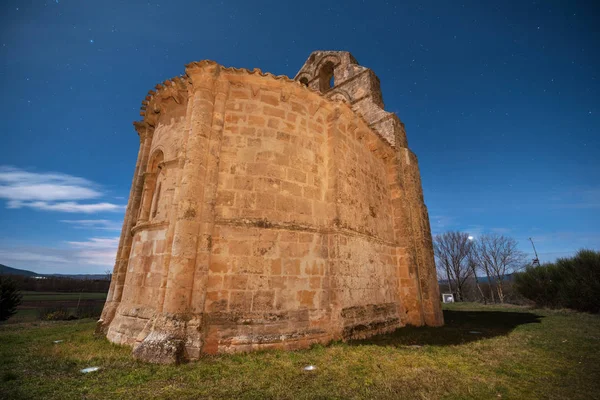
[442,293,455,303]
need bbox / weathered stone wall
[103,98,188,347]
[200,75,404,353]
[98,52,443,364]
[203,73,334,353]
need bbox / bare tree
[435,250,455,296]
[474,234,526,303]
[468,252,486,303]
[472,243,496,303]
[433,232,474,301]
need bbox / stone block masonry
[97,51,443,364]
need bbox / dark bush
[514,249,600,313]
[0,276,23,321]
[513,264,561,308]
[2,371,18,382]
[76,303,104,319]
[38,302,104,321]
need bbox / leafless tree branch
[433,231,474,301]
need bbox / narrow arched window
[151,179,162,219]
[319,62,335,92]
[148,150,164,173]
[138,150,164,223]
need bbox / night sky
[1,0,598,274]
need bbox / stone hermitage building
[97,51,443,363]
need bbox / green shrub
[0,276,23,321]
[513,264,560,308]
[38,306,73,321]
[554,249,600,312]
[514,249,600,313]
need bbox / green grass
[8,309,39,322]
[1,303,599,399]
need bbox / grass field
[20,291,108,301]
[9,291,107,323]
[1,303,599,399]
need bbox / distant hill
[0,263,109,280]
[0,264,39,277]
[51,273,110,280]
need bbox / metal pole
[529,237,540,267]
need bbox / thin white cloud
[60,219,123,231]
[67,237,120,266]
[0,166,124,213]
[19,201,123,213]
[0,167,100,200]
[2,183,100,201]
[67,237,120,249]
[0,236,120,273]
[0,250,69,264]
[73,249,118,266]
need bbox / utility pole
[529,237,540,267]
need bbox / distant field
[1,303,599,399]
[9,291,107,323]
[20,291,107,302]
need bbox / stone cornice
[214,217,396,247]
[139,76,190,127]
[135,59,399,151]
[131,220,169,236]
[133,121,154,140]
[157,158,179,170]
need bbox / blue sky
[0,0,598,274]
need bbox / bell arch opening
[319,62,335,92]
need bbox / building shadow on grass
[349,309,543,347]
